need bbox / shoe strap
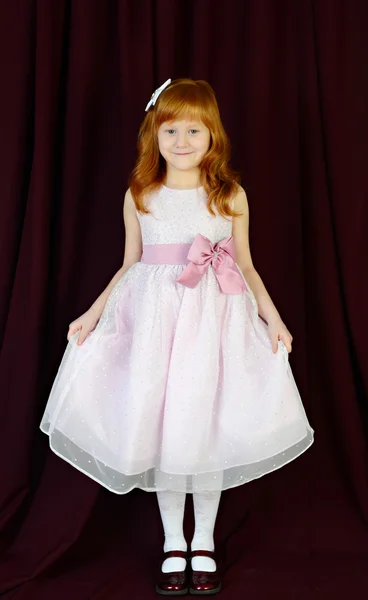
[164,550,188,559]
[190,550,215,558]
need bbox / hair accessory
[145,78,171,112]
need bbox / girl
[40,78,314,595]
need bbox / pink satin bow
[176,234,248,294]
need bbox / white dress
[40,185,314,494]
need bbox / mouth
[173,152,194,156]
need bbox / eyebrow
[165,121,202,126]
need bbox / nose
[175,131,189,148]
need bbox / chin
[173,158,202,167]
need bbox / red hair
[129,78,242,217]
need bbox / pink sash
[141,234,247,294]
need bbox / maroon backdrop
[0,1,367,598]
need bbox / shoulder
[124,187,136,210]
[124,187,133,203]
[232,184,249,215]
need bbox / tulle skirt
[40,262,314,493]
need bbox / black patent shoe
[156,550,189,596]
[189,550,222,595]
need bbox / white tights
[156,489,221,573]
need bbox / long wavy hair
[129,78,242,218]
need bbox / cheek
[197,137,210,153]
[160,135,174,148]
[158,138,170,153]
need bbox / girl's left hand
[267,318,293,354]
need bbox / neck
[164,167,201,190]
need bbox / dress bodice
[136,185,233,245]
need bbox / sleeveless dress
[39,185,314,494]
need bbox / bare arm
[232,186,293,353]
[232,186,281,324]
[90,188,142,316]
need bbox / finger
[272,338,278,353]
[78,329,91,346]
[67,326,79,341]
[77,328,85,345]
[282,339,292,353]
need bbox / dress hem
[40,425,314,495]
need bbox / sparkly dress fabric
[40,185,314,494]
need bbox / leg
[191,490,221,572]
[156,490,187,573]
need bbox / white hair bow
[145,78,171,112]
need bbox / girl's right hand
[67,308,101,346]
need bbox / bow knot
[176,234,247,294]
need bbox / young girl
[40,78,314,596]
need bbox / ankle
[191,536,214,553]
[164,538,187,554]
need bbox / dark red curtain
[1,1,368,598]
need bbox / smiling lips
[173,152,194,155]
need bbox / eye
[189,129,199,134]
[166,129,176,134]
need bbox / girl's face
[157,119,211,174]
